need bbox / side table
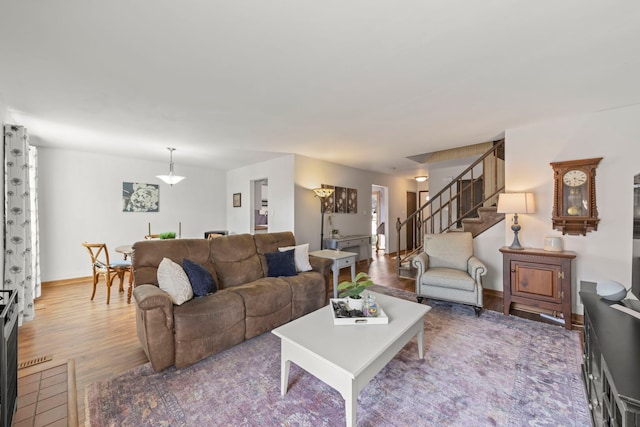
[309,249,357,298]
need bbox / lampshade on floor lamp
[313,188,334,249]
[497,192,535,250]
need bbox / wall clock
[550,157,603,235]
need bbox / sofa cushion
[281,271,327,318]
[157,257,193,305]
[209,234,264,289]
[182,258,217,297]
[133,239,216,287]
[265,249,297,277]
[173,290,246,368]
[229,278,292,339]
[253,232,297,276]
[278,243,312,272]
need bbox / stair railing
[396,139,505,275]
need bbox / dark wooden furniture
[499,247,576,329]
[0,290,18,427]
[581,292,640,426]
[550,157,602,235]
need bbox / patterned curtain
[3,124,41,325]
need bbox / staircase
[396,139,505,278]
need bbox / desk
[323,235,371,265]
[309,250,357,298]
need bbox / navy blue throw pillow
[265,249,297,277]
[182,258,217,297]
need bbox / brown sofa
[132,232,332,371]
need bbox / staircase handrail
[395,139,505,275]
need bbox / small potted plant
[337,272,373,311]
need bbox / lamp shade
[156,174,186,185]
[156,147,185,186]
[497,193,535,214]
[313,188,334,198]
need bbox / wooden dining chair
[81,242,132,304]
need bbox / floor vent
[18,355,52,370]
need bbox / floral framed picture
[123,182,159,212]
[233,193,242,207]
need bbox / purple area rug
[85,285,589,426]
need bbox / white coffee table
[272,292,431,427]
[309,249,357,298]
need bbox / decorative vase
[347,296,363,311]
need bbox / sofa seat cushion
[210,234,264,289]
[421,267,477,292]
[281,271,326,318]
[173,290,246,368]
[230,278,292,339]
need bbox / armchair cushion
[423,232,473,271]
[422,267,477,291]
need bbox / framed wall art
[123,182,159,212]
[233,193,242,207]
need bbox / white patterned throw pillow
[157,257,194,305]
[278,243,312,272]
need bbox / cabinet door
[511,260,561,303]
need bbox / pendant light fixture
[156,147,186,186]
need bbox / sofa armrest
[467,256,487,285]
[134,286,174,321]
[309,256,333,276]
[133,284,176,371]
[309,256,333,303]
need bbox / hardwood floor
[18,251,560,424]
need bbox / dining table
[114,244,135,303]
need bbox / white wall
[505,104,640,314]
[293,155,415,252]
[38,147,226,281]
[226,155,295,234]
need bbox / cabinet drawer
[335,256,355,269]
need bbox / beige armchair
[412,232,487,316]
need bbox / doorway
[252,179,268,233]
[372,185,388,253]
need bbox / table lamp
[497,192,535,250]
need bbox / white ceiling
[1,1,639,179]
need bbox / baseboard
[42,276,92,287]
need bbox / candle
[148,222,151,236]
[179,222,182,238]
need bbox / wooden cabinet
[499,247,576,329]
[581,292,640,426]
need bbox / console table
[323,235,371,265]
[581,292,640,426]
